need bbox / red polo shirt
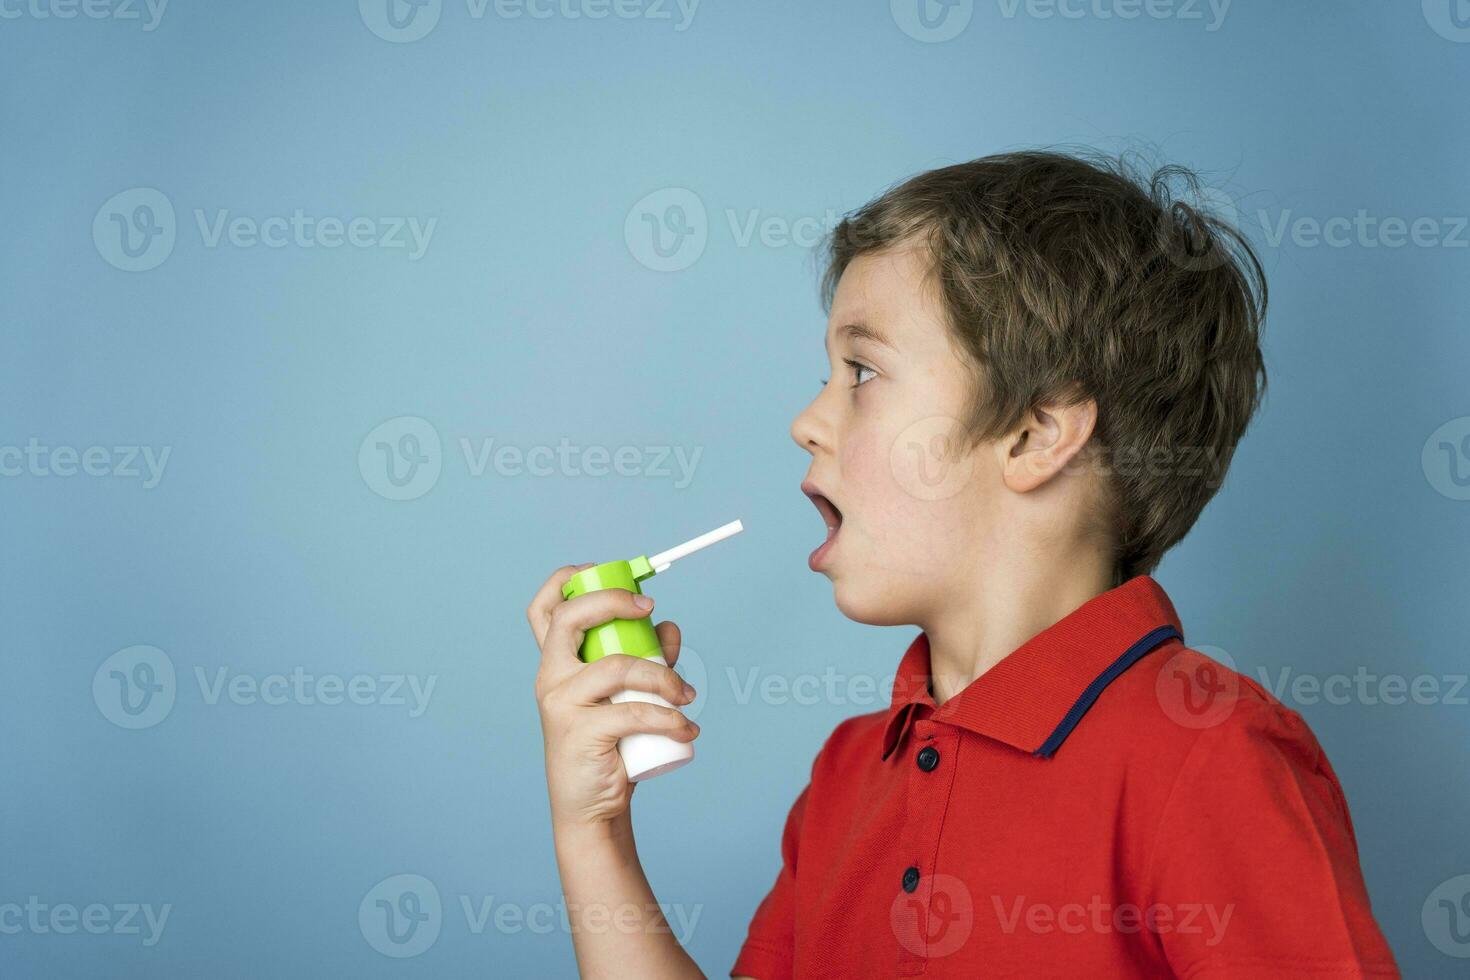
[731,576,1398,979]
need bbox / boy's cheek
[874,411,976,506]
[838,425,889,502]
[841,421,982,574]
[847,421,949,518]
[854,479,965,582]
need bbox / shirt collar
[880,575,1184,760]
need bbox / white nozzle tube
[649,519,744,574]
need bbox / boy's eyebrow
[825,321,897,355]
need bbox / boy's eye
[819,359,876,389]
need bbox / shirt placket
[895,714,962,976]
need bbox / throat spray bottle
[561,519,744,782]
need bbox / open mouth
[809,491,842,535]
[803,483,843,570]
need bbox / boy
[527,150,1399,977]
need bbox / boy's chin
[831,578,914,627]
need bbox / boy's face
[791,245,1004,626]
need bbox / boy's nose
[790,397,828,455]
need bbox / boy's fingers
[655,620,681,668]
[540,588,655,684]
[586,701,699,744]
[526,563,597,649]
[563,653,693,707]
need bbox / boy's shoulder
[806,643,1334,793]
[1101,642,1330,776]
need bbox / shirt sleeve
[729,778,812,980]
[1145,696,1399,979]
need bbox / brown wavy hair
[818,149,1267,583]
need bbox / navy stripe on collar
[1032,624,1182,759]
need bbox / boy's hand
[527,564,699,829]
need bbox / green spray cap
[561,520,744,663]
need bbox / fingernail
[682,683,696,701]
[633,594,654,610]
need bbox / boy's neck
[920,546,1116,706]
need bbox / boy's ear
[1000,398,1098,493]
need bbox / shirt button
[916,746,940,771]
[902,866,920,893]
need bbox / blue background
[3,1,1467,976]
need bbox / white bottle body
[609,653,695,782]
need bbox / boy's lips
[802,480,843,571]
